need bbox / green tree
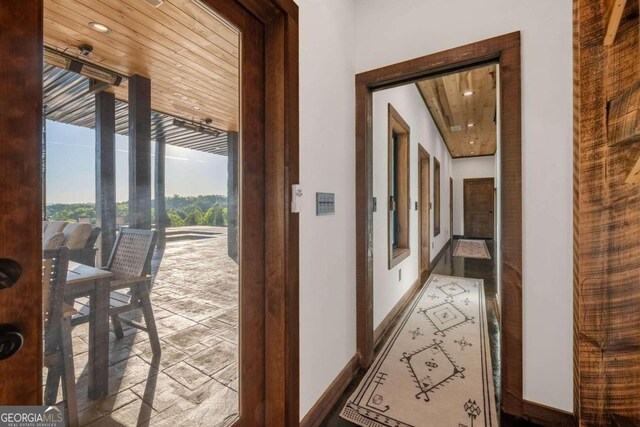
[214,207,225,226]
[184,207,202,226]
[168,212,185,227]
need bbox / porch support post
[155,137,167,247]
[128,74,152,229]
[227,131,239,263]
[95,90,116,266]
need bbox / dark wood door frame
[463,177,495,239]
[450,177,453,240]
[355,32,523,417]
[418,145,431,276]
[0,0,299,425]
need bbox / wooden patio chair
[43,247,79,427]
[74,228,161,355]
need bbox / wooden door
[418,146,430,274]
[0,1,299,424]
[463,178,494,239]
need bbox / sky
[45,120,228,204]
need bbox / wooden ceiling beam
[603,0,628,46]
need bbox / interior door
[463,178,495,239]
[0,1,269,425]
[418,146,430,274]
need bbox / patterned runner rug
[453,239,491,259]
[340,275,497,427]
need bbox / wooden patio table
[65,261,113,399]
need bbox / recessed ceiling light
[463,90,474,97]
[469,141,475,145]
[88,22,111,34]
[192,106,201,110]
[181,96,188,100]
[470,151,475,154]
[467,123,475,127]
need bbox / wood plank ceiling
[44,0,240,132]
[416,64,497,158]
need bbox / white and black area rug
[453,239,491,259]
[340,275,497,427]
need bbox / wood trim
[387,103,411,269]
[433,157,441,236]
[355,32,523,418]
[0,0,44,405]
[522,400,576,426]
[429,239,451,271]
[373,277,422,346]
[299,355,360,427]
[418,145,431,275]
[449,177,453,240]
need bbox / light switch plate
[316,192,335,216]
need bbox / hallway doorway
[353,32,523,421]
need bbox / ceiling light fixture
[88,22,111,34]
[192,106,201,110]
[467,123,475,127]
[463,90,474,97]
[469,141,475,145]
[470,151,475,154]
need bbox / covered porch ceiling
[44,64,229,155]
[43,0,240,134]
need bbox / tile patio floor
[65,227,239,426]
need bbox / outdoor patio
[63,227,239,426]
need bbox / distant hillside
[46,194,228,227]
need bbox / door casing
[355,32,523,418]
[418,145,430,276]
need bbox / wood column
[154,138,167,247]
[128,75,151,230]
[95,91,116,266]
[574,0,640,424]
[227,131,239,263]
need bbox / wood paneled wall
[574,0,640,424]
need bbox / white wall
[297,0,357,418]
[355,0,574,412]
[372,85,451,329]
[451,156,496,237]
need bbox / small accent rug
[340,275,497,427]
[453,239,491,259]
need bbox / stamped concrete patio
[67,226,239,426]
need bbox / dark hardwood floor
[320,238,540,426]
